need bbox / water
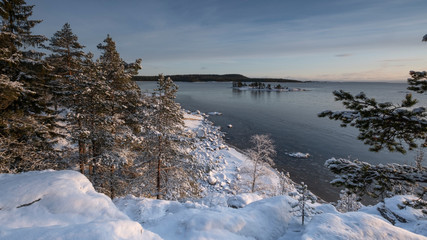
[138,81,426,202]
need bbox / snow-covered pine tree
[291,182,318,225]
[319,34,426,154]
[406,35,427,94]
[90,35,144,199]
[96,34,142,132]
[44,23,85,108]
[245,134,276,193]
[408,70,427,94]
[320,35,426,204]
[140,75,198,200]
[43,23,91,173]
[335,189,363,213]
[0,0,59,172]
[325,158,427,200]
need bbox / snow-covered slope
[115,194,426,240]
[115,112,426,240]
[116,195,294,240]
[299,210,425,240]
[1,112,426,240]
[183,111,285,204]
[0,170,160,240]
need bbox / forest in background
[133,74,301,82]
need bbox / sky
[31,0,427,81]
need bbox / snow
[2,111,426,240]
[300,211,425,240]
[183,112,203,130]
[207,111,222,116]
[116,195,294,240]
[359,195,427,236]
[288,152,311,158]
[120,111,424,240]
[0,170,160,240]
[227,193,263,208]
[184,110,284,200]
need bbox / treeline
[133,74,301,83]
[0,0,200,200]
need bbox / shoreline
[183,110,303,203]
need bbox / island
[232,81,308,92]
[133,74,302,83]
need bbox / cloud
[335,53,352,57]
[379,58,423,62]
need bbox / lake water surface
[138,81,426,202]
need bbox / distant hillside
[133,74,301,83]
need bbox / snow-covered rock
[288,152,310,158]
[227,193,263,208]
[207,112,222,116]
[0,170,160,240]
[207,175,217,185]
[359,195,427,236]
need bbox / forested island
[232,81,308,91]
[133,74,302,83]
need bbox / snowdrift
[116,195,427,240]
[116,195,294,240]
[1,170,425,240]
[0,170,160,240]
[301,211,425,240]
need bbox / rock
[208,176,217,185]
[227,193,263,209]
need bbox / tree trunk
[110,165,115,199]
[156,136,162,199]
[78,140,86,174]
[301,189,306,225]
[251,160,258,193]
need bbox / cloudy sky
[32,0,427,81]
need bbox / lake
[137,81,426,202]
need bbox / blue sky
[32,0,427,81]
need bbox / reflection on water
[138,81,426,202]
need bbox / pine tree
[335,189,363,213]
[325,158,426,199]
[96,34,141,89]
[291,182,319,225]
[0,0,58,172]
[141,75,197,200]
[96,34,142,131]
[318,91,425,154]
[319,35,427,204]
[45,23,85,108]
[407,36,427,94]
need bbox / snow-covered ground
[1,111,426,240]
[181,111,285,204]
[0,170,160,239]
